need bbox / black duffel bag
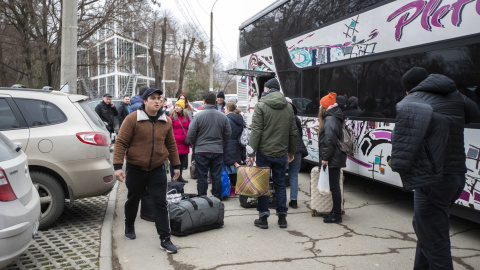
[169,196,224,236]
[141,182,186,221]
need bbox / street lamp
[209,0,219,92]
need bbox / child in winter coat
[169,100,191,183]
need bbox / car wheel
[30,171,65,230]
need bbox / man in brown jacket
[113,88,181,254]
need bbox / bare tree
[176,37,195,97]
[148,14,167,90]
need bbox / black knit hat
[217,92,225,99]
[402,67,428,92]
[264,78,280,90]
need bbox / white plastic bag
[317,165,330,196]
[167,189,182,205]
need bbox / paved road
[112,168,480,270]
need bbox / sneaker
[125,224,136,240]
[254,216,268,229]
[278,214,287,228]
[323,213,342,224]
[288,200,297,209]
[160,238,178,254]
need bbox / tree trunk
[149,16,168,93]
[176,38,195,98]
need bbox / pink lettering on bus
[387,0,478,41]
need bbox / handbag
[235,165,271,197]
[317,165,330,196]
[221,164,231,198]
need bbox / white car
[0,132,40,268]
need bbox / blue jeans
[412,173,465,270]
[195,153,223,199]
[255,152,288,217]
[288,153,302,200]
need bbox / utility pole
[209,0,219,92]
[60,0,78,94]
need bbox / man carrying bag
[247,78,297,229]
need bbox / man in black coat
[391,67,480,270]
[95,93,118,140]
[117,95,131,127]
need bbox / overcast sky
[159,0,277,66]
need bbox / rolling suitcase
[310,166,345,216]
[169,196,224,236]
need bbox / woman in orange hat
[318,92,347,223]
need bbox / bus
[228,0,480,222]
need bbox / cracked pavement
[112,168,480,270]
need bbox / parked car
[191,101,204,110]
[0,132,40,268]
[87,97,123,132]
[0,87,116,229]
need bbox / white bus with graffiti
[229,0,480,222]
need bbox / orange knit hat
[320,92,337,108]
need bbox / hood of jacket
[324,106,344,122]
[227,113,244,126]
[137,104,167,122]
[260,90,287,110]
[409,74,456,95]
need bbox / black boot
[323,212,342,223]
[288,200,297,209]
[278,214,287,228]
[322,210,334,219]
[125,223,136,239]
[254,216,268,229]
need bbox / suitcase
[169,196,224,236]
[310,166,345,216]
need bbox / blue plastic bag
[221,163,231,198]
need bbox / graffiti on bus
[288,15,378,67]
[301,117,480,209]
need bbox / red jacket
[170,115,191,155]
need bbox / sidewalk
[109,169,426,270]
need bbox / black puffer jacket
[223,113,246,166]
[391,74,480,189]
[318,106,346,168]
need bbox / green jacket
[248,91,297,157]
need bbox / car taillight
[76,132,108,146]
[0,167,17,202]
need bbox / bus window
[277,71,301,101]
[301,67,320,116]
[319,65,360,117]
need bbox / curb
[99,181,119,270]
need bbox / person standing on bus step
[113,88,181,254]
[215,92,226,113]
[223,103,246,194]
[391,67,480,270]
[169,99,191,183]
[117,95,131,127]
[248,77,297,229]
[95,93,118,141]
[130,86,149,112]
[186,92,231,200]
[318,92,347,223]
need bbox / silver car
[0,132,40,268]
[0,87,116,229]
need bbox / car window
[0,99,20,130]
[0,132,20,161]
[15,99,67,127]
[79,100,106,129]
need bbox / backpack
[338,122,354,156]
[238,122,251,147]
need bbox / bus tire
[31,171,65,230]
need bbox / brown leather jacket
[113,107,180,171]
